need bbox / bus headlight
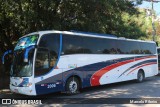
[22,83,32,87]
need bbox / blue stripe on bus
[2,50,12,64]
[24,45,35,62]
[118,59,157,78]
[35,83,63,95]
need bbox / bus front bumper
[10,84,36,96]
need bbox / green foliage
[0,0,155,54]
[120,9,148,39]
[1,0,159,78]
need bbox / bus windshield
[11,34,39,77]
[11,49,34,77]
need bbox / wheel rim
[69,80,77,93]
[138,73,143,81]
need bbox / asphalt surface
[1,75,160,107]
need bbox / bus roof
[24,30,156,44]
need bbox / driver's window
[35,33,60,77]
[35,48,49,76]
[38,33,59,68]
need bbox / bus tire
[137,70,145,83]
[65,77,80,95]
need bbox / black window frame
[62,34,156,55]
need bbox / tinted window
[35,33,60,76]
[101,39,117,54]
[83,37,117,54]
[139,42,156,54]
[116,40,156,54]
[62,34,155,55]
[62,35,117,54]
[129,41,141,54]
[39,33,59,67]
[116,40,130,54]
[35,48,50,76]
[39,33,60,54]
[62,35,84,54]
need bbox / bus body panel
[34,69,64,95]
[10,53,157,95]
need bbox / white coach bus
[10,30,158,95]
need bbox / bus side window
[38,33,59,68]
[35,49,50,76]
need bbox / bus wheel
[137,70,145,82]
[65,77,80,95]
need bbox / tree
[0,0,145,61]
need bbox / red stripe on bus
[127,62,157,75]
[90,59,134,86]
[90,56,156,86]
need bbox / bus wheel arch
[137,69,145,82]
[65,75,82,95]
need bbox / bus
[10,30,158,95]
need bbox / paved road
[1,75,160,106]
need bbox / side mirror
[2,50,13,64]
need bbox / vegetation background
[0,0,160,85]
